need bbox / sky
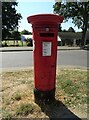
[16,1,82,32]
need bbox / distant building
[58,31,89,46]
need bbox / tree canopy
[53,1,89,46]
[11,31,21,40]
[68,27,75,32]
[21,29,32,35]
[2,2,22,39]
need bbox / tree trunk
[81,27,87,48]
[81,2,89,48]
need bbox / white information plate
[42,42,52,56]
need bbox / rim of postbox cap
[27,14,64,24]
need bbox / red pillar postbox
[27,14,64,103]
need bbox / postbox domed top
[27,14,64,24]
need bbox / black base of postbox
[34,88,55,104]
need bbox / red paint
[27,14,64,91]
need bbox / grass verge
[56,68,87,109]
[1,68,88,119]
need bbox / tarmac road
[1,49,88,71]
[57,50,88,68]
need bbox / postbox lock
[45,28,49,32]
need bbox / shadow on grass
[37,99,82,120]
[2,99,86,120]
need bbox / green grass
[56,69,87,108]
[2,39,32,47]
[2,109,12,120]
[2,40,28,47]
[11,92,22,101]
[16,103,34,116]
[57,74,79,95]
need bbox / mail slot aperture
[40,33,54,37]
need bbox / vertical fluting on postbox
[27,14,64,104]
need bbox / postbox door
[41,38,57,90]
[33,31,58,91]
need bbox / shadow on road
[37,99,82,120]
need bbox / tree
[53,1,89,47]
[2,2,22,39]
[58,24,62,32]
[68,27,75,32]
[21,29,32,35]
[62,29,67,32]
[11,31,21,40]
